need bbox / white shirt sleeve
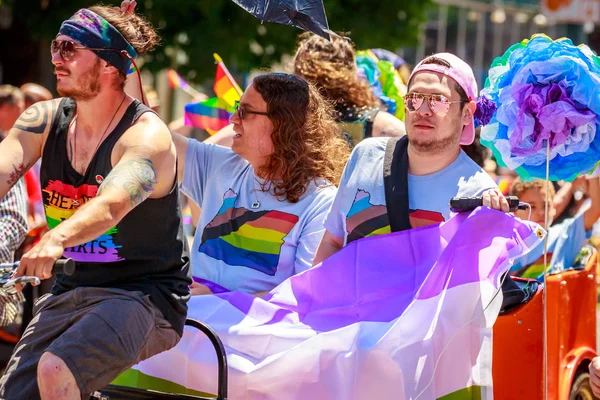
[294,187,336,274]
[324,151,357,241]
[181,140,235,207]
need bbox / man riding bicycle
[0,4,190,399]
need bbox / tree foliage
[6,0,432,82]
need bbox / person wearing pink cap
[313,53,509,264]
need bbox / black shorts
[0,287,180,400]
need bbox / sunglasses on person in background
[404,93,467,117]
[234,101,269,120]
[51,40,114,62]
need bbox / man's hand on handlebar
[13,231,64,291]
[482,189,511,213]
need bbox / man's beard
[408,129,461,154]
[57,59,102,101]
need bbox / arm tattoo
[6,163,27,186]
[98,158,157,208]
[13,102,50,134]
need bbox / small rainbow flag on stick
[184,97,232,134]
[167,69,202,98]
[213,53,243,107]
[184,55,243,135]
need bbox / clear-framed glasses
[404,92,467,116]
[234,100,269,120]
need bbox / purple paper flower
[474,95,497,128]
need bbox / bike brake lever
[3,276,41,288]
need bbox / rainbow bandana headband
[58,8,137,75]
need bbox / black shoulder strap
[383,136,411,232]
[364,108,379,139]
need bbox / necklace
[250,177,269,209]
[69,94,127,208]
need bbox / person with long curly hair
[171,72,350,296]
[293,33,405,146]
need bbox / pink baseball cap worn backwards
[408,53,478,145]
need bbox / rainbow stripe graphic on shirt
[346,190,447,242]
[408,209,444,228]
[43,180,123,262]
[198,189,299,276]
[346,190,390,243]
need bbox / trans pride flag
[115,208,544,399]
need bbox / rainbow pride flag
[213,53,242,108]
[183,55,242,134]
[167,69,190,91]
[184,97,232,133]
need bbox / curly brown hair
[510,178,556,199]
[252,73,351,203]
[88,5,160,88]
[293,33,379,109]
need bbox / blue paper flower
[480,34,600,182]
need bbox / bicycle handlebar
[449,196,529,213]
[0,258,76,276]
[52,259,76,276]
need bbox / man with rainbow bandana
[0,3,190,399]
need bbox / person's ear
[463,101,476,126]
[101,61,120,77]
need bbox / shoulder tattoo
[13,101,53,134]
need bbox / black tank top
[41,98,191,335]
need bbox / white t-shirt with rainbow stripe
[181,139,336,293]
[325,137,497,245]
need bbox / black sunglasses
[234,100,269,120]
[51,40,116,61]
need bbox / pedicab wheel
[570,372,599,400]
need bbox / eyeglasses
[234,100,269,120]
[404,93,467,116]
[51,40,114,61]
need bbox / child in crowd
[510,176,600,279]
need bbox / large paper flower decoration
[480,34,600,181]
